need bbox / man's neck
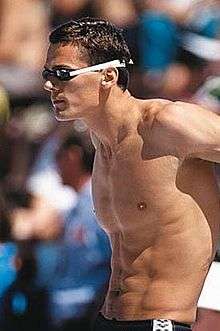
[83,89,140,148]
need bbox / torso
[91,99,220,324]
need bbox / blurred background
[0,0,220,330]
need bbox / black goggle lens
[42,69,72,81]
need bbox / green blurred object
[194,76,220,114]
[0,85,10,126]
[209,86,220,101]
[204,76,220,102]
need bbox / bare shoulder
[148,100,211,133]
[138,98,171,129]
[139,99,213,159]
[139,97,220,161]
[141,98,172,117]
[154,100,205,121]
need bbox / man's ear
[101,68,119,89]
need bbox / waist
[96,313,191,330]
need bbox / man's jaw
[52,104,81,122]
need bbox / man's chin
[54,111,78,122]
[54,115,75,122]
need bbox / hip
[93,313,192,331]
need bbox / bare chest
[92,140,181,234]
[92,137,220,271]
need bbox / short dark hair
[49,17,132,91]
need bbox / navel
[137,201,147,211]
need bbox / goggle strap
[69,59,133,77]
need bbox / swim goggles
[42,59,133,81]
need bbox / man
[43,17,220,331]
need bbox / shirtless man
[42,17,220,331]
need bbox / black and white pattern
[153,319,173,331]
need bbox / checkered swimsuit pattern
[153,319,173,331]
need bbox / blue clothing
[138,11,180,72]
[0,242,17,319]
[36,181,111,325]
[188,8,220,38]
[0,243,17,297]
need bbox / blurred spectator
[27,120,77,217]
[0,0,49,101]
[0,241,51,331]
[38,129,111,331]
[1,104,57,189]
[138,0,180,73]
[0,187,63,331]
[94,0,137,28]
[184,0,220,38]
[137,0,182,97]
[0,189,17,300]
[0,241,17,302]
[136,0,220,99]
[50,0,95,28]
[0,132,17,314]
[1,101,77,214]
[9,192,62,242]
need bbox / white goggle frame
[69,59,133,77]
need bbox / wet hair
[58,130,95,173]
[49,17,132,91]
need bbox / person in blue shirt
[0,190,17,302]
[37,129,111,331]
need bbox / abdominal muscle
[100,196,214,324]
[92,142,219,324]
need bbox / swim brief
[93,313,192,331]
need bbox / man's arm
[144,101,220,162]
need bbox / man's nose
[44,80,59,92]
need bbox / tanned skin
[44,43,220,325]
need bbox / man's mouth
[52,100,66,111]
